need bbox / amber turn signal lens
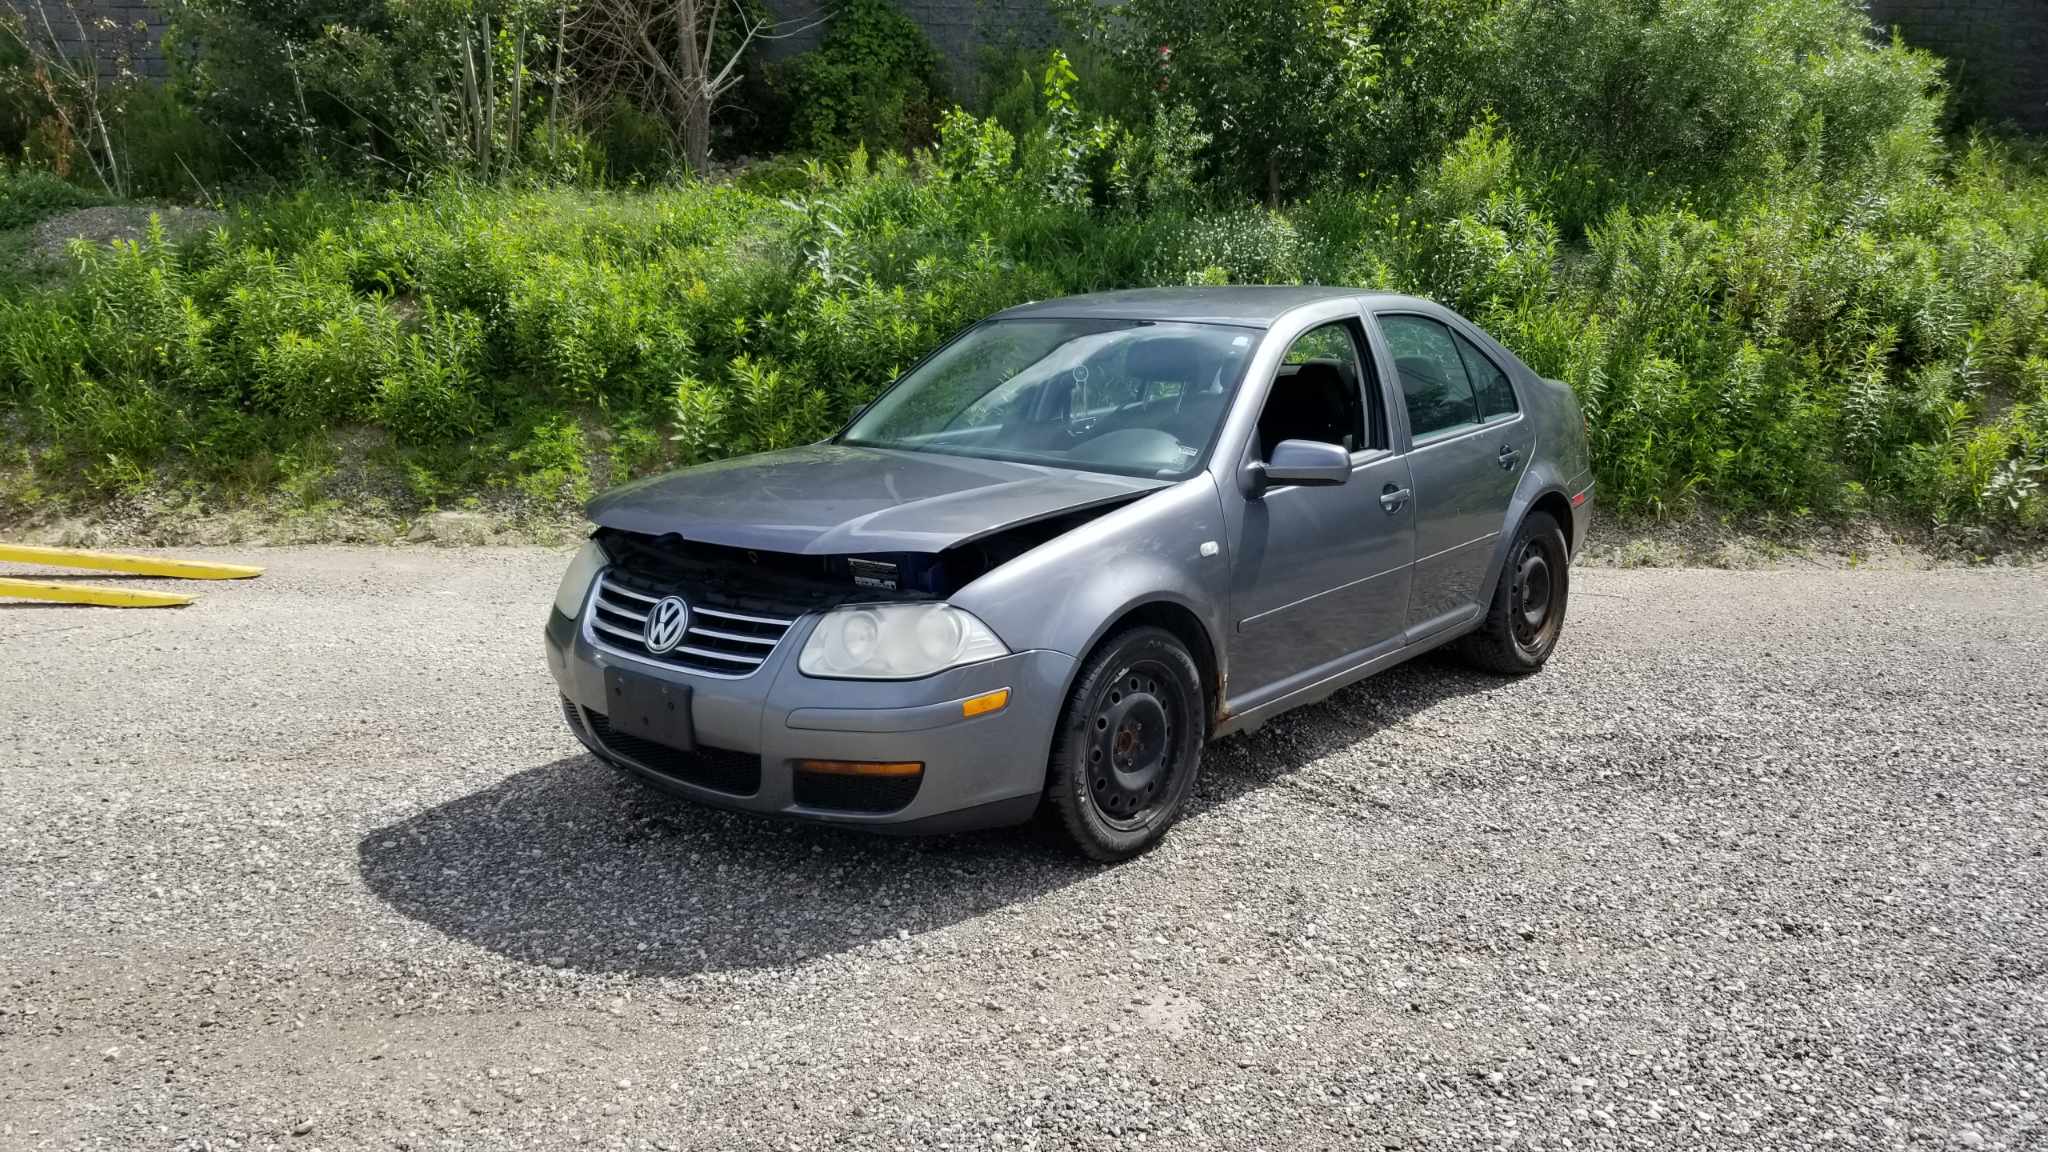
[795,759,923,777]
[961,688,1010,718]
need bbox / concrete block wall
[4,0,170,80]
[1865,0,2048,132]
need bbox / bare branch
[747,5,833,42]
[572,0,837,171]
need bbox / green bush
[0,166,104,231]
[592,95,677,183]
[112,83,236,200]
[1062,0,1944,230]
[1480,0,1946,235]
[166,0,578,181]
[784,0,945,155]
[1056,0,1380,204]
[4,123,2043,537]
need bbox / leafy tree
[1057,0,1382,205]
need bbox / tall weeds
[3,124,2046,538]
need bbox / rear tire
[1042,626,1205,862]
[1457,510,1569,675]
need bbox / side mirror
[1250,439,1351,494]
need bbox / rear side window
[1379,314,1480,439]
[1454,331,1518,421]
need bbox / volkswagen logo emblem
[643,596,691,655]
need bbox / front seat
[1258,360,1355,455]
[1126,338,1222,445]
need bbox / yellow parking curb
[0,577,196,608]
[0,544,263,580]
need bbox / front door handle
[1498,443,1520,470]
[1379,484,1412,513]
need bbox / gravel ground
[2,549,2044,1151]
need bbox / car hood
[586,444,1171,554]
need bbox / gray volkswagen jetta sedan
[546,286,1592,859]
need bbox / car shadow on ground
[1187,652,1507,817]
[357,654,1506,978]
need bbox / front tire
[1042,626,1205,862]
[1458,510,1569,675]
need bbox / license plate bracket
[602,666,694,751]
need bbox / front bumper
[543,605,1074,832]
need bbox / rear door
[1371,311,1530,638]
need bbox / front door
[1374,312,1532,636]
[1228,319,1417,698]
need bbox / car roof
[991,286,1426,328]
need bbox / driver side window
[1256,321,1371,458]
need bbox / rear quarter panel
[1471,359,1592,606]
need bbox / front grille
[583,708,762,796]
[792,767,923,814]
[586,570,795,679]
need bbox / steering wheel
[1068,427,1185,471]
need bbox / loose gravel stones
[1,549,2043,1150]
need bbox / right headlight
[798,602,1008,679]
[553,539,608,619]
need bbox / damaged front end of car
[589,492,1147,623]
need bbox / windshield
[840,318,1257,478]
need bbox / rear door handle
[1498,444,1520,470]
[1379,485,1412,513]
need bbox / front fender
[950,476,1232,668]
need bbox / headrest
[1397,356,1447,387]
[1126,337,1204,383]
[1289,360,1345,394]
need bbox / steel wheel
[1456,510,1569,676]
[1042,626,1206,861]
[1081,659,1184,829]
[1509,535,1562,656]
